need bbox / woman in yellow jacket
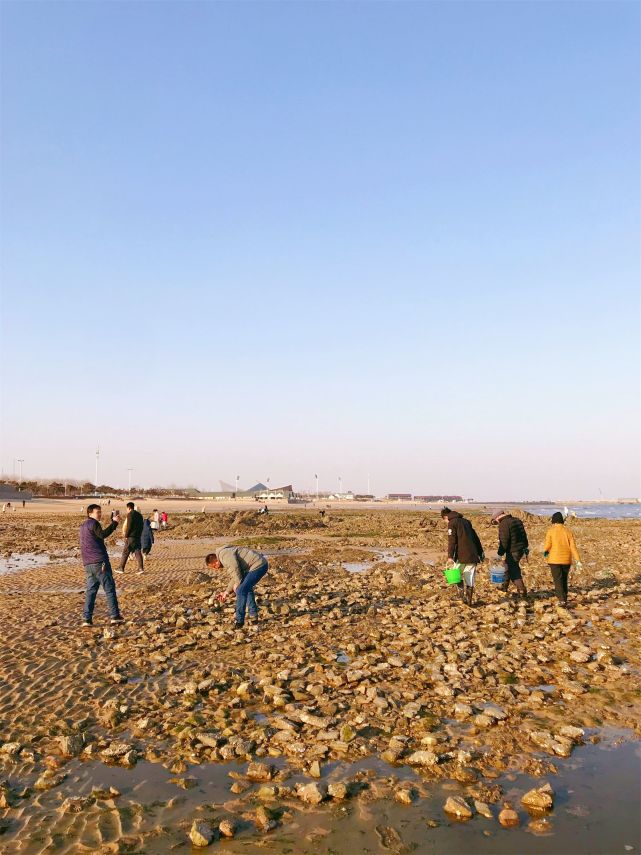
[543,512,582,606]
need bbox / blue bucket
[490,564,507,585]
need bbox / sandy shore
[0,508,639,853]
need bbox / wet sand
[0,508,639,853]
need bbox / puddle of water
[0,553,52,575]
[343,561,371,574]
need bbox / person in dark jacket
[117,501,144,574]
[141,518,155,556]
[441,508,484,606]
[79,504,124,626]
[491,510,529,598]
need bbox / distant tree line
[0,478,197,498]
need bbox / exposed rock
[328,781,348,800]
[58,734,84,757]
[246,761,274,782]
[498,804,520,827]
[443,796,473,819]
[298,781,327,805]
[218,819,236,838]
[189,819,215,847]
[521,783,554,811]
[407,750,439,766]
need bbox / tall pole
[367,472,370,495]
[17,459,24,489]
[315,473,319,500]
[235,475,239,497]
[95,445,100,494]
[338,476,342,495]
[128,468,133,493]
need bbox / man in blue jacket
[79,504,124,627]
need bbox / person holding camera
[79,504,124,626]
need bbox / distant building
[387,493,412,501]
[414,495,464,502]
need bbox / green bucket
[444,563,462,584]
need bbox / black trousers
[549,563,570,601]
[120,537,143,570]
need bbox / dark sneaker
[110,616,125,624]
[82,619,93,627]
[249,616,259,624]
[233,621,244,630]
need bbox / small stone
[34,771,66,791]
[255,804,277,832]
[218,819,236,838]
[58,734,84,757]
[444,796,473,819]
[395,787,415,805]
[309,760,321,779]
[339,724,356,743]
[474,800,493,819]
[246,761,273,782]
[521,783,554,811]
[558,725,584,742]
[498,804,520,827]
[190,819,215,847]
[298,782,327,805]
[328,781,348,800]
[407,750,439,766]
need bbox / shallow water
[2,729,639,854]
[525,503,641,520]
[0,553,52,575]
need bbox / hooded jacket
[497,514,529,559]
[446,512,484,564]
[141,519,155,550]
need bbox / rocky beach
[0,505,639,854]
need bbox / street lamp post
[128,468,133,494]
[95,446,100,495]
[235,475,240,497]
[338,476,342,495]
[17,459,24,490]
[315,473,319,500]
[367,473,371,495]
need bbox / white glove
[575,561,583,571]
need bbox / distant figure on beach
[3,502,10,513]
[116,501,144,575]
[22,499,25,508]
[544,512,582,607]
[79,504,124,626]
[151,509,160,530]
[258,504,269,515]
[206,546,269,629]
[141,517,155,557]
[161,510,168,529]
[491,510,529,599]
[441,508,484,606]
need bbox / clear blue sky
[1,1,639,500]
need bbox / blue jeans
[84,561,121,620]
[235,563,268,625]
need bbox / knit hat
[490,510,507,524]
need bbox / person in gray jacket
[206,546,269,629]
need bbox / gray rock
[190,819,215,847]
